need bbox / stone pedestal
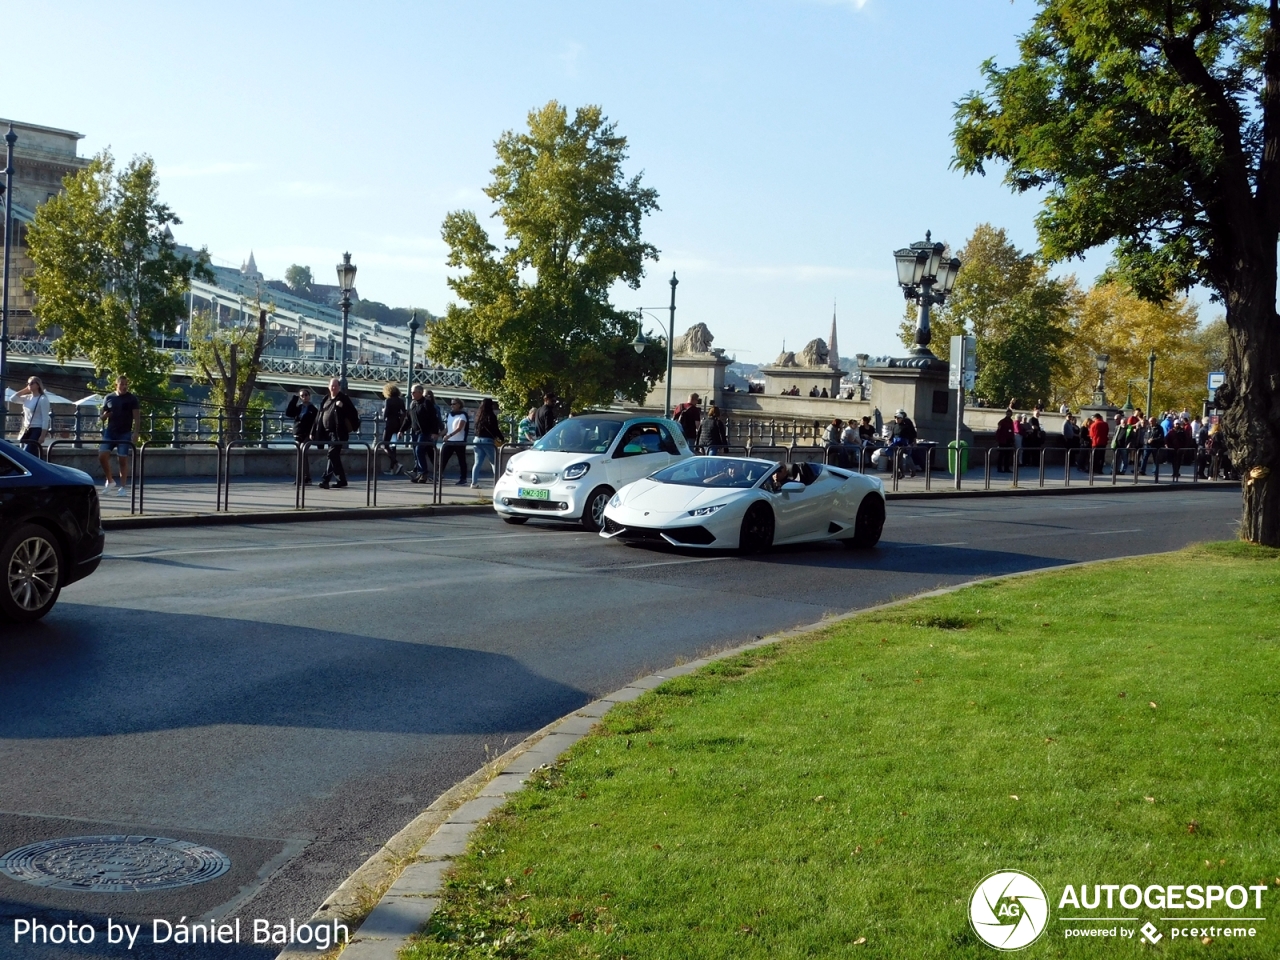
[759,365,844,398]
[644,351,732,412]
[861,357,959,443]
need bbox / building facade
[1,119,92,337]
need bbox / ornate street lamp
[335,252,357,389]
[893,231,961,357]
[855,353,870,400]
[407,311,421,388]
[1092,352,1110,406]
[632,271,679,414]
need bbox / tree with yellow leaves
[1059,282,1214,416]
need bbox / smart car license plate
[518,487,550,500]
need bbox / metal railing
[45,438,141,514]
[138,439,226,514]
[294,440,376,509]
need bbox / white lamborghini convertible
[600,456,886,552]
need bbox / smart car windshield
[651,458,773,488]
[532,418,623,454]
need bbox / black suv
[0,440,105,623]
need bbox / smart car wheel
[502,516,529,525]
[1,523,63,623]
[845,494,885,549]
[738,503,775,553]
[581,486,614,532]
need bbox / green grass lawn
[402,542,1280,959]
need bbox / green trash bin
[947,440,969,475]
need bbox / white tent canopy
[5,388,77,409]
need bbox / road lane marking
[1088,528,1142,535]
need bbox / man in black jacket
[314,378,361,489]
[534,393,558,438]
[285,388,318,484]
[407,384,443,483]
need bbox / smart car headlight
[562,462,590,480]
[688,503,725,517]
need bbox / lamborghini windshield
[650,458,773,489]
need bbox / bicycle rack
[221,439,295,512]
[138,439,226,515]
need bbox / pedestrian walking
[440,398,470,485]
[98,375,140,496]
[381,383,408,476]
[285,387,319,484]
[1138,416,1164,475]
[698,404,729,456]
[534,393,557,438]
[470,397,505,487]
[315,378,360,489]
[407,385,443,483]
[672,393,702,448]
[994,409,1015,473]
[1167,417,1193,481]
[12,376,52,458]
[1087,413,1110,474]
[1062,413,1080,472]
[893,409,918,478]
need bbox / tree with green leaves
[284,264,313,295]
[954,1,1280,545]
[188,305,270,442]
[898,224,1071,407]
[429,101,665,413]
[26,151,210,405]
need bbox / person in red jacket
[1087,414,1110,474]
[994,409,1015,473]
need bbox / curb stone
[101,503,488,531]
[277,548,1181,959]
[103,480,1239,531]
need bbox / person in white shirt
[12,376,52,457]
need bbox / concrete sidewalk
[94,460,1237,526]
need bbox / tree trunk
[1221,276,1280,546]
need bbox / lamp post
[335,252,357,389]
[629,271,679,415]
[407,311,420,390]
[0,125,15,441]
[1092,353,1110,406]
[893,231,961,357]
[855,353,870,400]
[1146,349,1156,415]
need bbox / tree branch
[1259,0,1280,227]
[1160,16,1260,258]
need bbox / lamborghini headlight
[609,492,622,508]
[688,503,725,517]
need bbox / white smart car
[493,413,692,531]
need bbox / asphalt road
[0,487,1241,959]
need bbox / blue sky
[9,0,1113,363]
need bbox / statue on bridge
[673,323,715,355]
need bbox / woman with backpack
[697,404,728,455]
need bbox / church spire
[828,300,840,371]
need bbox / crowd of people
[997,406,1234,480]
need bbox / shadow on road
[0,608,589,741]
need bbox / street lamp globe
[1095,353,1110,373]
[630,327,649,355]
[336,252,357,292]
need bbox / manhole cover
[0,835,231,892]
